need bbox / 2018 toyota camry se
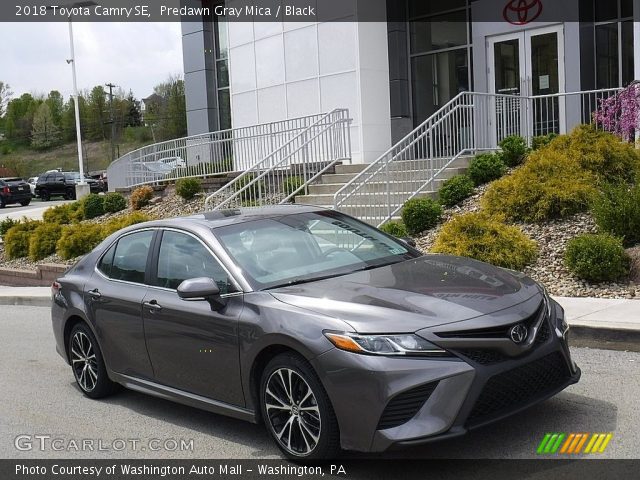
[51,205,580,459]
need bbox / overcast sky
[0,22,183,101]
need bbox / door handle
[143,299,163,312]
[87,288,101,299]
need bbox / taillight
[1,186,9,194]
[51,281,61,297]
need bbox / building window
[594,0,634,88]
[407,0,472,126]
[214,14,231,130]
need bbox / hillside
[0,139,148,178]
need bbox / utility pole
[105,82,117,162]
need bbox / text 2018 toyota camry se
[51,205,580,459]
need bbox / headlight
[324,332,449,357]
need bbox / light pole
[49,2,96,199]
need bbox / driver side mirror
[177,277,220,301]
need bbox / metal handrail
[333,88,623,227]
[107,112,339,191]
[205,109,351,210]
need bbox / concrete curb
[0,295,52,307]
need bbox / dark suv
[0,177,32,208]
[35,171,101,200]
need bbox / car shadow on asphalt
[77,380,616,460]
[82,382,279,458]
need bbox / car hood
[269,255,543,333]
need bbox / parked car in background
[0,177,32,208]
[51,205,579,460]
[89,171,109,192]
[27,177,39,197]
[35,171,102,200]
[130,161,173,184]
[159,156,186,170]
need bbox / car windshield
[215,211,416,290]
[64,173,81,181]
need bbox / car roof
[134,205,330,231]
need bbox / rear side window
[97,243,117,277]
[109,231,154,284]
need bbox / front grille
[534,318,550,346]
[467,351,570,425]
[377,381,439,430]
[437,301,545,340]
[456,349,509,365]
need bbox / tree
[0,81,12,118]
[31,103,61,149]
[124,91,142,127]
[61,95,88,142]
[45,90,64,128]
[151,76,187,141]
[4,93,40,143]
[85,85,107,141]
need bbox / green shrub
[103,192,127,213]
[432,213,538,270]
[283,176,304,198]
[380,220,408,238]
[29,223,63,261]
[130,185,154,210]
[81,193,105,219]
[482,149,597,222]
[401,198,443,236]
[591,183,640,247]
[549,124,640,183]
[235,174,266,202]
[43,203,76,225]
[564,233,630,282]
[0,217,18,238]
[176,177,202,200]
[531,133,558,151]
[438,174,475,207]
[56,223,106,260]
[103,212,152,236]
[3,220,42,259]
[499,135,528,167]
[467,153,507,186]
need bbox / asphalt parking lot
[0,199,70,223]
[1,305,638,460]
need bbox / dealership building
[180,0,640,164]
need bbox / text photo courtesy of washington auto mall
[1,0,640,479]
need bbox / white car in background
[159,156,186,170]
[27,177,38,196]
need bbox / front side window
[215,211,416,290]
[109,230,154,284]
[155,230,235,294]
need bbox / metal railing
[204,109,351,210]
[106,112,340,191]
[333,88,622,227]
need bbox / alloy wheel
[264,368,322,456]
[70,331,98,392]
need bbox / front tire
[40,190,50,201]
[260,353,340,460]
[68,323,118,399]
[65,188,76,200]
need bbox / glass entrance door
[487,26,565,143]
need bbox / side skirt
[109,371,259,424]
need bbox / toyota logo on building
[503,0,543,25]
[509,324,528,344]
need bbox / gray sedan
[51,205,580,459]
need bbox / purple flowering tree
[593,82,640,142]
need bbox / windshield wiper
[265,271,356,290]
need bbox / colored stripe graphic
[538,433,613,455]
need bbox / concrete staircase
[296,156,473,224]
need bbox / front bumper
[312,302,579,453]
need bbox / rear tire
[65,188,76,200]
[260,353,340,460]
[68,323,119,399]
[0,199,5,209]
[20,199,31,207]
[40,190,50,201]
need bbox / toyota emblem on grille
[509,324,528,344]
